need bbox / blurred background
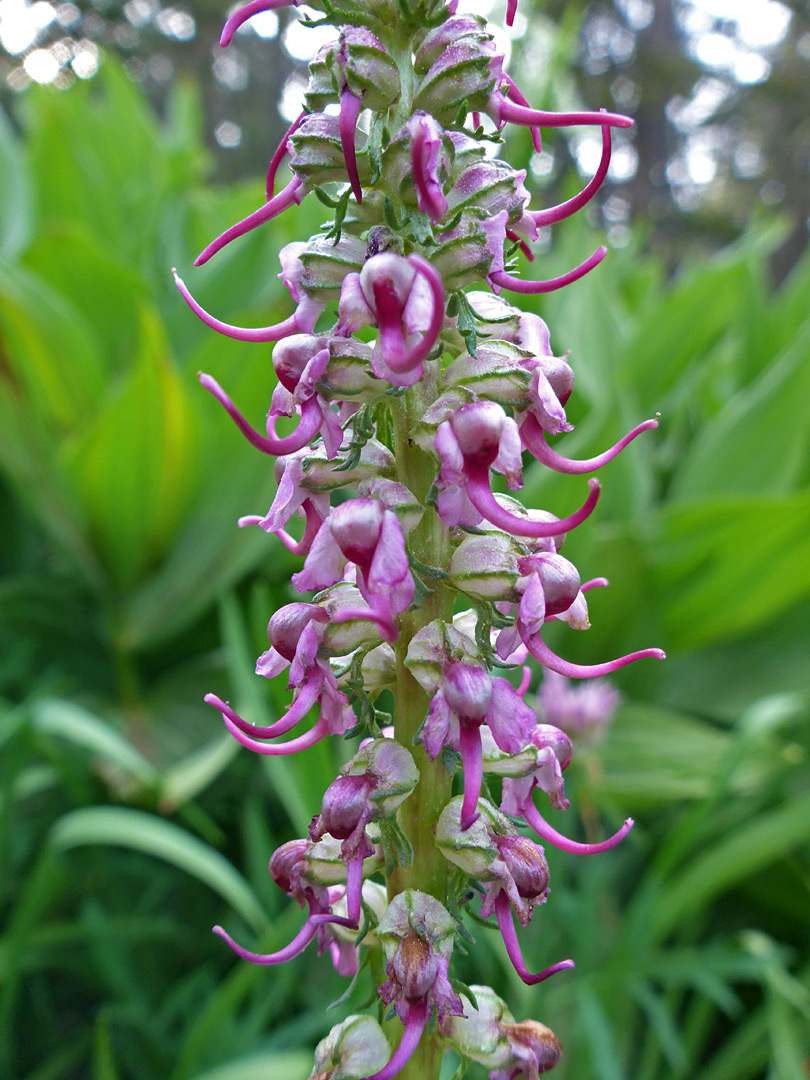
[1,1,809,1078]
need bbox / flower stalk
[180,1,663,1077]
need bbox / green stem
[388,362,454,1080]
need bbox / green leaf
[671,321,810,500]
[651,789,810,940]
[187,1051,312,1080]
[652,491,810,650]
[23,223,150,367]
[32,698,159,789]
[93,1012,123,1080]
[0,104,33,258]
[159,734,239,812]
[48,807,266,932]
[60,305,199,588]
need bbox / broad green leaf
[651,789,810,940]
[596,703,747,805]
[651,491,810,650]
[671,321,810,500]
[48,806,266,931]
[0,262,107,431]
[24,61,167,268]
[187,1051,312,1080]
[616,250,749,406]
[32,698,159,789]
[159,734,239,812]
[23,223,150,368]
[60,305,199,587]
[0,104,32,258]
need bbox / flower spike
[490,244,607,294]
[220,0,298,48]
[521,412,659,474]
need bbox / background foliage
[1,11,809,1080]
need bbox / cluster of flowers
[178,0,663,1076]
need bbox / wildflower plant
[176,0,665,1076]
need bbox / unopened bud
[441,341,532,407]
[346,737,418,801]
[310,1014,391,1080]
[518,553,581,616]
[301,439,395,492]
[414,36,500,124]
[319,583,385,655]
[289,113,370,189]
[449,532,522,601]
[298,234,367,303]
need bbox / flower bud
[301,439,395,493]
[268,838,311,895]
[441,341,532,407]
[518,552,581,616]
[315,774,374,841]
[267,603,329,663]
[342,738,418,810]
[414,34,501,124]
[298,234,367,303]
[318,583,385,655]
[492,834,549,901]
[448,531,522,601]
[441,986,563,1079]
[310,1014,391,1080]
[288,113,371,189]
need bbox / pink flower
[292,498,414,643]
[337,252,445,386]
[417,652,536,830]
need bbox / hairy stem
[389,361,454,1080]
